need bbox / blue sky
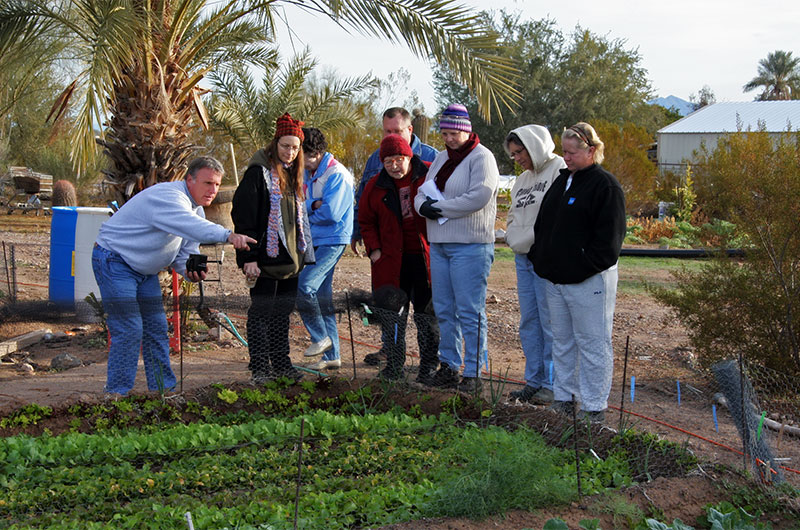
[273,0,799,113]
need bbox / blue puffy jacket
[304,152,354,246]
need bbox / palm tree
[743,50,800,101]
[0,0,519,204]
[208,49,377,154]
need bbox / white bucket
[49,206,113,320]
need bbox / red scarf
[435,132,480,192]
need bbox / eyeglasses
[278,142,300,152]
[509,147,526,159]
[568,126,593,147]
[383,156,410,167]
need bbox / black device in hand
[186,254,208,274]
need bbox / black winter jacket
[529,163,625,284]
[231,150,314,277]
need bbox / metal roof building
[656,101,800,172]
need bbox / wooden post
[411,109,430,145]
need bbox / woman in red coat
[358,134,440,383]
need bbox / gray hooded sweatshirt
[503,125,566,254]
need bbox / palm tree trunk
[97,60,200,204]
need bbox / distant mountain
[648,95,695,117]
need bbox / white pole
[229,143,239,186]
[185,512,195,530]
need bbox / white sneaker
[304,337,333,357]
[307,358,342,370]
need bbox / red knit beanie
[274,113,305,142]
[379,134,413,161]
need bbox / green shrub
[653,128,800,375]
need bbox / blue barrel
[49,206,78,305]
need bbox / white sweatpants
[545,266,617,412]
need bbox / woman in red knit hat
[358,134,440,382]
[231,113,315,384]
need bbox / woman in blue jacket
[296,127,355,370]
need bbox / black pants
[382,253,439,372]
[246,276,298,376]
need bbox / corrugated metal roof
[657,101,800,134]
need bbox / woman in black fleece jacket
[529,122,625,424]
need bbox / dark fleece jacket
[529,163,625,284]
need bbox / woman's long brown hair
[265,137,305,199]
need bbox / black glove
[419,197,443,220]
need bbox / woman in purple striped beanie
[413,104,500,393]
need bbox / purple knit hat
[438,104,472,132]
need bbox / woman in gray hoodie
[503,125,565,404]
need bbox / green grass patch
[618,256,705,295]
[495,246,515,261]
[618,256,705,272]
[494,250,706,295]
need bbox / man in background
[351,107,437,256]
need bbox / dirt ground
[1,215,798,528]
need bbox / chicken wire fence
[611,346,800,488]
[1,241,799,493]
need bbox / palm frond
[274,49,317,113]
[178,0,276,70]
[298,0,520,121]
[0,0,52,59]
[211,99,256,147]
[301,72,377,125]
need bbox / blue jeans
[297,244,345,361]
[91,245,176,395]
[430,242,494,377]
[515,254,553,390]
[546,266,618,411]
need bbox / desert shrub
[652,168,683,205]
[589,120,658,214]
[698,218,750,249]
[652,128,800,375]
[673,165,696,222]
[626,215,748,248]
[626,216,678,244]
[657,220,701,249]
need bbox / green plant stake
[757,411,766,440]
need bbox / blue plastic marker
[712,404,719,433]
[630,376,635,402]
[394,323,398,343]
[677,380,681,405]
[548,361,554,386]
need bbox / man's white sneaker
[307,358,342,370]
[304,337,333,357]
